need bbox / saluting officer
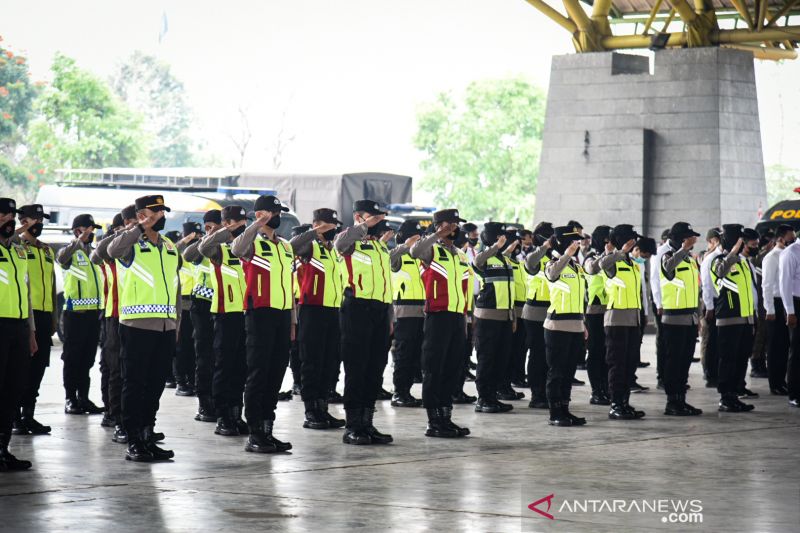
[230,195,295,453]
[0,198,37,471]
[56,213,105,416]
[410,208,471,438]
[290,208,347,430]
[582,225,611,406]
[173,221,203,397]
[107,194,180,462]
[12,204,56,436]
[334,200,394,445]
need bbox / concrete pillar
[534,48,767,236]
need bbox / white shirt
[638,259,650,317]
[761,246,783,314]
[465,245,481,296]
[700,247,722,310]
[650,242,670,309]
[779,241,800,315]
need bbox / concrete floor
[1,334,798,533]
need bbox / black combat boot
[441,406,469,436]
[681,395,703,416]
[342,408,371,445]
[0,433,32,470]
[76,392,105,415]
[303,400,329,430]
[377,388,393,401]
[665,394,690,416]
[142,428,174,460]
[112,424,128,444]
[195,395,216,422]
[215,407,240,436]
[452,391,477,404]
[263,418,292,452]
[327,389,344,403]
[125,433,154,462]
[390,391,422,408]
[608,393,635,420]
[64,392,84,415]
[100,412,115,428]
[623,392,645,418]
[145,425,165,442]
[234,406,249,435]
[562,402,586,426]
[11,409,29,435]
[528,395,548,409]
[425,408,459,438]
[244,420,278,453]
[175,379,195,397]
[362,406,393,444]
[548,401,572,426]
[319,399,345,429]
[589,390,611,406]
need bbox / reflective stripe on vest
[525,256,550,307]
[179,263,194,297]
[343,239,392,304]
[586,271,608,306]
[243,236,294,310]
[26,243,55,313]
[511,259,526,306]
[0,242,29,320]
[605,259,642,310]
[298,240,344,308]
[546,260,586,319]
[63,248,104,311]
[474,254,515,310]
[192,257,214,301]
[119,237,179,320]
[392,255,425,305]
[211,244,245,313]
[660,255,699,313]
[421,244,468,313]
[710,256,754,319]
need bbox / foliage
[765,164,799,207]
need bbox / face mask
[152,217,166,232]
[29,222,44,238]
[231,225,246,237]
[453,231,467,248]
[267,213,281,229]
[0,220,14,238]
[746,246,758,257]
[368,224,384,237]
[633,256,647,264]
[322,229,337,242]
[448,228,461,241]
[467,237,478,247]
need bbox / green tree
[26,53,147,173]
[765,164,799,206]
[414,78,546,223]
[110,51,195,166]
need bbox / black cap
[433,209,466,225]
[72,213,101,230]
[610,224,640,249]
[164,230,181,243]
[462,222,477,233]
[567,220,583,230]
[480,222,507,246]
[313,208,341,225]
[18,204,50,220]
[0,198,20,215]
[533,221,554,241]
[291,224,313,237]
[742,228,760,241]
[591,225,612,251]
[554,225,584,244]
[721,224,744,250]
[183,221,202,236]
[134,194,171,212]
[112,213,124,228]
[661,228,671,241]
[254,195,289,213]
[203,209,222,225]
[706,227,721,241]
[121,204,137,221]
[635,237,657,255]
[221,205,247,222]
[373,219,391,235]
[669,222,700,240]
[353,199,386,215]
[396,219,425,244]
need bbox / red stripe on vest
[213,262,225,313]
[242,255,271,309]
[421,264,451,313]
[298,261,326,306]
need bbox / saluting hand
[682,236,698,251]
[315,222,337,236]
[566,240,580,257]
[140,211,164,231]
[29,331,37,357]
[78,227,94,242]
[732,237,744,254]
[436,222,456,239]
[180,232,198,244]
[495,235,507,249]
[16,219,35,235]
[255,212,273,228]
[405,234,421,246]
[621,239,636,253]
[380,229,394,243]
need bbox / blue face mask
[632,256,647,264]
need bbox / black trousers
[0,319,30,435]
[453,320,474,395]
[788,297,800,401]
[523,319,548,401]
[662,323,696,395]
[191,298,214,397]
[605,326,639,399]
[340,297,390,410]
[392,317,423,394]
[507,314,527,384]
[701,313,718,381]
[99,319,109,406]
[716,323,754,395]
[474,317,512,400]
[766,300,789,389]
[100,317,122,421]
[653,306,666,382]
[584,313,607,394]
[212,312,247,411]
[544,328,582,403]
[244,308,291,423]
[19,311,53,410]
[298,305,340,401]
[174,307,195,385]
[61,310,101,399]
[119,324,174,436]
[421,312,465,409]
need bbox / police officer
[12,204,56,436]
[700,227,722,388]
[471,222,516,413]
[334,200,394,445]
[582,225,611,406]
[231,195,294,453]
[543,226,587,426]
[287,223,312,399]
[107,194,179,461]
[290,209,346,429]
[501,228,528,399]
[599,224,646,420]
[200,206,249,436]
[410,209,471,438]
[0,198,37,471]
[173,222,202,397]
[659,222,703,416]
[389,219,426,408]
[57,213,105,415]
[451,226,478,404]
[183,209,221,423]
[522,222,555,409]
[711,225,758,412]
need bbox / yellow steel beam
[562,0,593,32]
[591,0,614,36]
[522,0,577,33]
[766,0,800,27]
[667,0,699,24]
[758,0,769,30]
[601,25,800,48]
[661,7,677,32]
[725,44,798,59]
[730,0,755,28]
[642,0,666,34]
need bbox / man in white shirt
[700,228,722,388]
[650,229,671,388]
[778,232,800,407]
[763,225,795,395]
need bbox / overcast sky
[4,0,800,188]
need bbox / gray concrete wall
[534,48,767,237]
